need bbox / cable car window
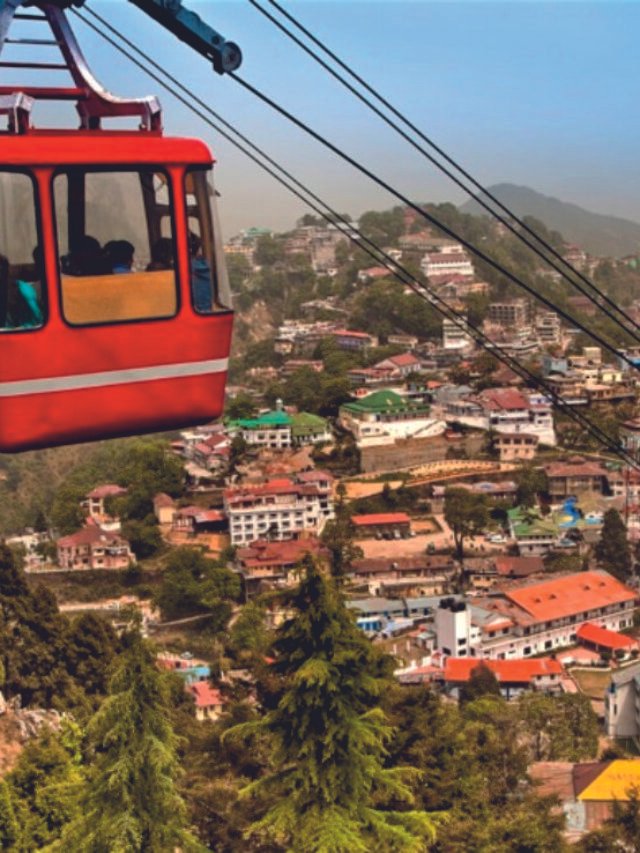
[53,169,178,326]
[0,171,44,332]
[185,168,231,314]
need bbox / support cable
[227,69,640,372]
[74,6,640,469]
[250,0,640,343]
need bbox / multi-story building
[507,507,558,555]
[339,389,446,444]
[331,329,378,351]
[223,471,334,546]
[605,662,640,740]
[374,352,422,377]
[435,571,636,661]
[442,315,473,351]
[235,535,328,594]
[421,251,474,278]
[81,484,127,531]
[488,299,530,327]
[227,409,292,450]
[444,387,556,446]
[544,459,609,501]
[494,432,539,462]
[536,311,562,345]
[57,525,135,570]
[443,657,563,700]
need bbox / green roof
[291,412,329,437]
[341,390,429,416]
[228,410,291,430]
[507,507,557,538]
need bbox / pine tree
[226,557,438,852]
[321,482,363,579]
[0,780,19,848]
[57,631,202,852]
[595,509,632,581]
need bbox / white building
[536,311,562,345]
[442,315,474,351]
[444,387,556,446]
[421,251,474,278]
[339,389,446,445]
[223,471,334,546]
[435,571,637,662]
[605,663,640,739]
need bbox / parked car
[486,534,506,544]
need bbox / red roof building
[57,525,135,570]
[576,622,638,654]
[352,513,411,537]
[82,483,127,525]
[224,472,334,546]
[186,682,225,721]
[236,536,328,593]
[503,572,635,624]
[444,657,563,699]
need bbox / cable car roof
[0,132,213,166]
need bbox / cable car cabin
[0,133,233,452]
[0,0,239,452]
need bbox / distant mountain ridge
[459,183,640,259]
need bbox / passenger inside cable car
[0,172,45,332]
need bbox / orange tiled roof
[186,681,224,709]
[352,512,411,526]
[576,622,637,651]
[444,657,563,684]
[504,571,636,622]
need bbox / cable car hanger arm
[124,0,242,75]
[0,0,242,75]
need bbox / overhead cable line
[226,69,640,372]
[74,6,640,469]
[249,0,640,344]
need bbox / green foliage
[229,600,271,660]
[458,663,501,706]
[595,508,632,581]
[56,632,202,852]
[155,546,241,625]
[358,207,405,245]
[64,613,120,702]
[225,558,439,851]
[350,281,441,340]
[386,686,567,851]
[444,488,489,558]
[224,392,257,420]
[518,692,599,761]
[0,545,75,709]
[7,724,84,849]
[253,234,285,267]
[515,464,548,508]
[321,483,363,579]
[120,519,163,559]
[0,780,19,848]
[0,546,118,712]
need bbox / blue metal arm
[125,0,242,74]
[0,0,242,75]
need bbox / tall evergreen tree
[0,780,19,848]
[321,482,363,580]
[226,557,438,852]
[595,509,632,581]
[57,632,202,852]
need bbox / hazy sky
[29,1,640,236]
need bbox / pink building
[57,526,135,570]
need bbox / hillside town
[5,203,640,848]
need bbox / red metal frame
[0,132,233,451]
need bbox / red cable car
[0,3,233,452]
